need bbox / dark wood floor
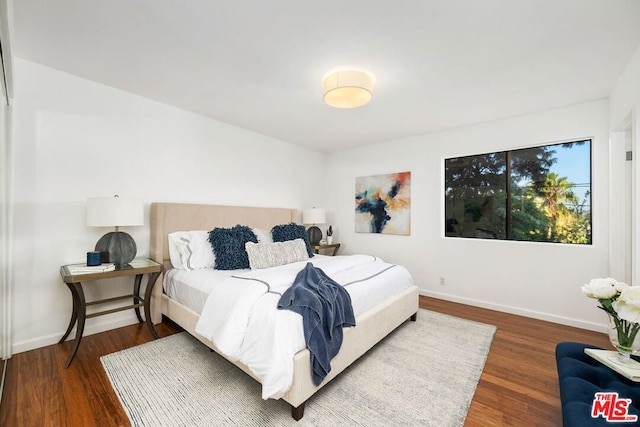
[0,296,610,426]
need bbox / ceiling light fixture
[322,68,374,109]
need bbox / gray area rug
[101,309,496,426]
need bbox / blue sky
[549,141,591,206]
[513,140,591,207]
[550,141,591,189]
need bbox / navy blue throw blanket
[277,262,356,386]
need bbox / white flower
[581,277,619,299]
[613,286,640,323]
[615,281,631,293]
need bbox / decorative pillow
[209,225,258,270]
[168,231,216,270]
[271,223,314,257]
[245,239,309,270]
[167,232,188,269]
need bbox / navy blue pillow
[271,223,314,258]
[209,225,258,270]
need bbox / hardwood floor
[425,298,609,426]
[0,296,610,426]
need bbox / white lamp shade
[323,69,374,109]
[302,208,326,225]
[86,196,144,227]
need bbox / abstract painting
[355,171,411,235]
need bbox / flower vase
[607,314,640,363]
[327,236,333,244]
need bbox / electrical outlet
[439,277,446,286]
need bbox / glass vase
[607,314,640,363]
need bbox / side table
[58,258,163,367]
[313,243,341,256]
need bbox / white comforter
[193,254,413,399]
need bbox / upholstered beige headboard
[149,202,297,322]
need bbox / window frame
[444,138,592,245]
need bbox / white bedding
[164,267,247,314]
[165,254,414,399]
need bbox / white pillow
[245,238,309,270]
[167,232,188,269]
[252,228,273,243]
[167,231,215,270]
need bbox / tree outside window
[444,139,591,244]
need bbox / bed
[149,202,419,420]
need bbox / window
[444,139,591,244]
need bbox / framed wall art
[355,171,411,235]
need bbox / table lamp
[86,195,144,266]
[302,207,326,245]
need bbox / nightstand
[58,258,163,367]
[313,243,341,256]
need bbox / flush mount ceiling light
[322,68,375,109]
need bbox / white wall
[326,99,611,331]
[610,41,640,287]
[10,59,326,354]
[0,0,14,362]
[1,93,12,360]
[610,43,640,131]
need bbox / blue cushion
[209,225,257,270]
[271,223,314,257]
[556,342,640,426]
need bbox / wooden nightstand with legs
[313,243,341,256]
[58,258,163,367]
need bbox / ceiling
[12,0,640,153]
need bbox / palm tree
[534,173,578,240]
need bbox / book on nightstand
[67,263,116,275]
[584,348,640,382]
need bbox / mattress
[163,266,245,314]
[163,254,413,318]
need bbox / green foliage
[509,187,548,242]
[445,141,591,244]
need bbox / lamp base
[307,226,322,245]
[95,231,137,266]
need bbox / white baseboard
[12,289,606,354]
[420,289,607,333]
[11,316,141,355]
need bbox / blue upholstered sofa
[556,342,640,426]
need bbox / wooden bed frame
[149,202,419,420]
